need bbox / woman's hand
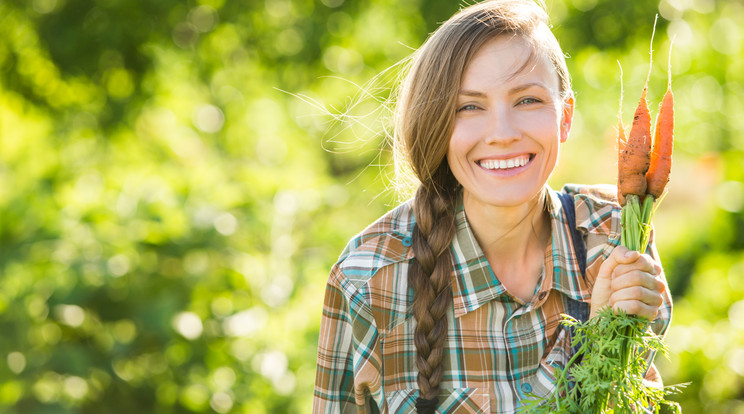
[590,245,666,320]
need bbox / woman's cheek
[450,119,481,148]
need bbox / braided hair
[392,1,572,411]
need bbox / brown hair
[392,1,571,411]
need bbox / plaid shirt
[314,184,672,414]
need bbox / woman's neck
[462,188,552,300]
[463,190,550,256]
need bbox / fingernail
[625,250,636,258]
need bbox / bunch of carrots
[616,24,674,255]
[523,20,683,413]
[603,18,679,412]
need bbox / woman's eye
[518,97,542,105]
[457,104,479,112]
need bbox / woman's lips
[476,153,535,176]
[478,154,531,170]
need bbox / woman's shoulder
[560,184,624,278]
[562,183,619,206]
[561,183,622,239]
[334,199,416,283]
[327,200,416,332]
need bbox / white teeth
[480,155,530,170]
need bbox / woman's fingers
[611,253,660,279]
[611,269,665,292]
[609,272,665,320]
[597,246,644,281]
[611,299,660,320]
[591,246,640,314]
[609,284,664,307]
[592,246,666,320]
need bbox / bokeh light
[0,0,742,412]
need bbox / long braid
[409,170,458,412]
[390,2,570,412]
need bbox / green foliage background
[0,0,742,412]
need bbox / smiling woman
[313,1,671,413]
[449,36,573,209]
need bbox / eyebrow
[458,82,549,97]
[458,89,487,98]
[510,82,548,93]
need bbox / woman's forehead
[461,36,559,92]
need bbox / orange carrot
[646,44,674,199]
[617,21,655,204]
[617,87,651,202]
[617,119,628,206]
[617,63,628,205]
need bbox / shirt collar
[449,187,589,318]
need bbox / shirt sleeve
[645,233,673,338]
[313,265,384,414]
[642,233,673,387]
[313,265,357,413]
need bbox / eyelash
[457,104,479,112]
[457,97,543,112]
[518,97,542,105]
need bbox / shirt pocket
[386,388,490,414]
[520,324,572,401]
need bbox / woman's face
[447,35,573,210]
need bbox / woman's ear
[560,95,575,143]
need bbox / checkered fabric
[313,184,672,414]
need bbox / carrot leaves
[521,308,685,413]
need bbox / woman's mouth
[478,154,533,171]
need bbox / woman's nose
[484,109,521,145]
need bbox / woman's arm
[313,267,357,413]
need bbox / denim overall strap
[557,191,590,358]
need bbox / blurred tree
[0,0,741,413]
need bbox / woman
[314,1,671,412]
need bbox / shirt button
[402,237,412,246]
[521,383,533,393]
[538,291,548,301]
